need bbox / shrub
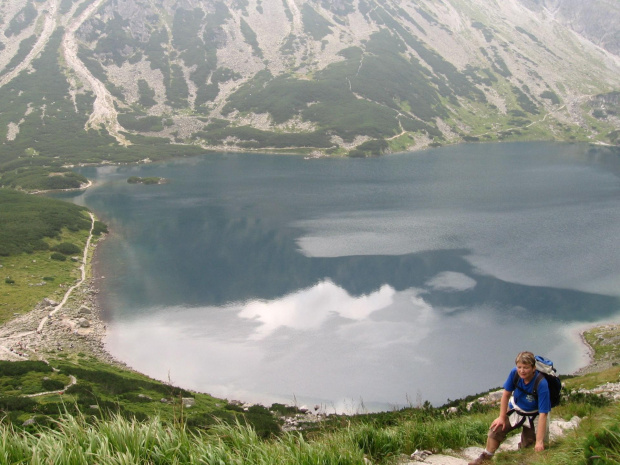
[93,221,108,236]
[0,396,37,411]
[186,411,233,429]
[540,90,561,105]
[584,423,620,464]
[0,361,52,376]
[0,190,89,256]
[243,406,281,438]
[5,277,15,284]
[270,403,300,416]
[51,242,81,255]
[352,139,388,157]
[50,252,66,261]
[41,379,65,391]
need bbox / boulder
[78,306,91,315]
[549,415,581,440]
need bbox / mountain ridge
[0,0,619,171]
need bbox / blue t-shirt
[503,367,551,414]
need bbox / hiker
[468,351,551,465]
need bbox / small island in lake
[127,176,167,185]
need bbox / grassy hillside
[0,355,618,464]
[0,189,108,323]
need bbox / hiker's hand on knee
[491,417,506,431]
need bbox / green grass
[0,189,97,323]
[0,230,91,324]
[0,403,491,464]
[1,390,617,464]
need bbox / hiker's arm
[535,412,548,451]
[490,390,511,431]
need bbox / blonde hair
[515,351,536,367]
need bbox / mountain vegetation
[0,335,619,465]
[0,0,619,190]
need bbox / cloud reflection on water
[104,277,584,411]
[81,143,620,411]
[425,272,477,292]
[238,280,395,339]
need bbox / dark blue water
[56,142,620,411]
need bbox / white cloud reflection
[104,282,590,411]
[238,280,395,340]
[426,272,477,292]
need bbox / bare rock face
[518,0,620,57]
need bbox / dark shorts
[488,410,538,448]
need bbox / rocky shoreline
[0,222,128,370]
[0,276,123,368]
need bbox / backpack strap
[532,372,545,399]
[512,371,544,399]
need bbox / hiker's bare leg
[485,437,500,454]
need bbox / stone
[78,318,90,328]
[182,397,195,408]
[78,306,91,315]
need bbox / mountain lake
[53,142,620,412]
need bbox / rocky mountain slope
[0,0,619,165]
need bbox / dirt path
[0,213,94,351]
[37,213,95,333]
[24,375,77,397]
[400,415,583,464]
[0,213,111,363]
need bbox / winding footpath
[0,213,96,354]
[37,213,96,332]
[0,214,99,399]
